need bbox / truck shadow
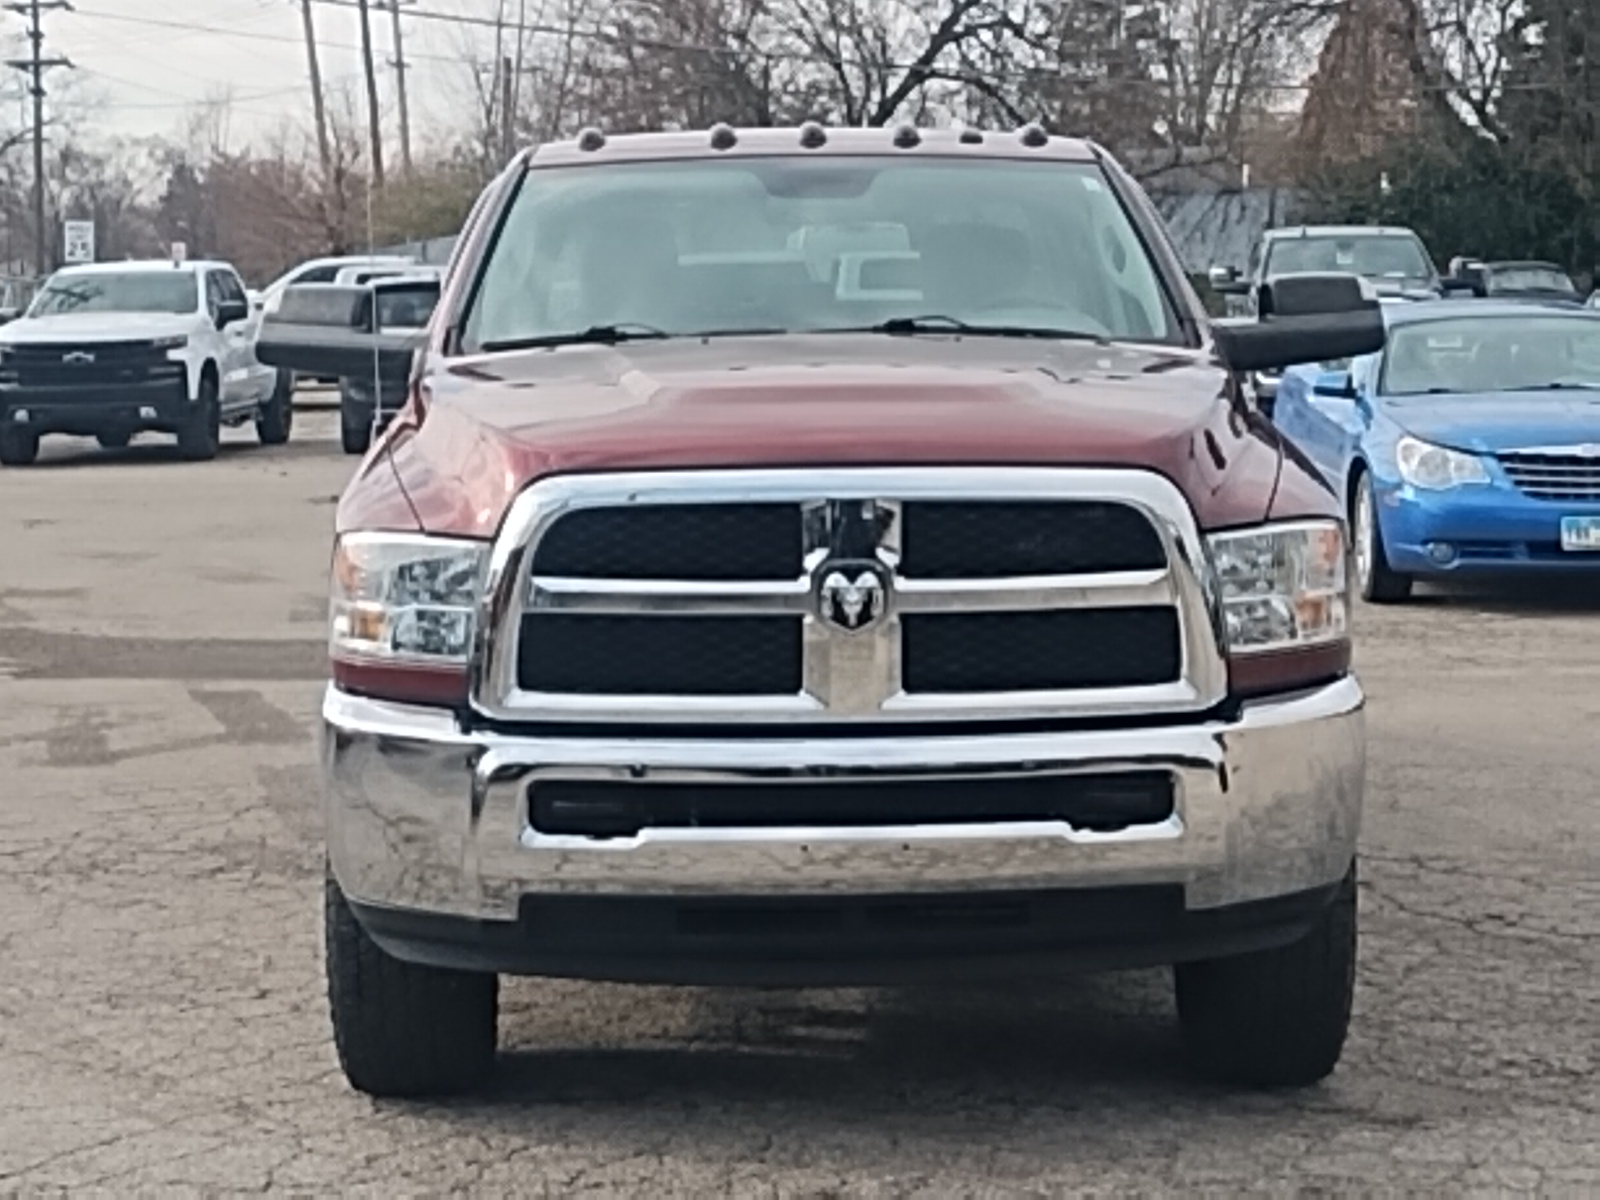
[424,972,1237,1125]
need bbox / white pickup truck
[0,258,285,465]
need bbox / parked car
[1272,299,1600,601]
[249,254,419,314]
[334,273,441,454]
[332,263,441,288]
[1211,225,1443,408]
[257,124,1384,1099]
[0,258,286,465]
[1447,258,1579,301]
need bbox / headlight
[152,335,188,351]
[1395,435,1487,489]
[1208,520,1347,653]
[330,533,488,665]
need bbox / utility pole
[5,0,72,278]
[355,0,385,189]
[500,55,514,164]
[387,0,412,177]
[298,0,333,187]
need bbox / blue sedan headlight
[1395,435,1489,490]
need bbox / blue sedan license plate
[1560,516,1600,551]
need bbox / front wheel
[255,372,293,446]
[0,427,39,466]
[1175,862,1357,1087]
[341,407,372,456]
[1351,470,1412,603]
[324,872,499,1098]
[176,375,221,461]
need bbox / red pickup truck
[261,124,1381,1099]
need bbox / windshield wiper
[478,324,797,352]
[821,314,1110,343]
[1500,381,1600,392]
[479,323,670,352]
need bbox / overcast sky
[23,0,480,150]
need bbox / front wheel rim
[1353,485,1374,589]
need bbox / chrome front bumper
[323,677,1365,923]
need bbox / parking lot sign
[63,220,95,263]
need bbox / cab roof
[51,259,230,275]
[525,125,1099,168]
[1263,225,1421,240]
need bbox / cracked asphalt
[2,406,1598,1194]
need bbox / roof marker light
[576,127,606,152]
[892,124,921,149]
[958,127,984,144]
[709,123,737,151]
[798,122,827,148]
[1018,123,1049,148]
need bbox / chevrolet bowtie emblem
[62,351,95,364]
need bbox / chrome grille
[1497,452,1600,501]
[473,467,1228,725]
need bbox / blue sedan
[1273,300,1600,601]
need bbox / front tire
[177,374,221,461]
[1175,862,1357,1088]
[1351,469,1412,603]
[255,371,294,446]
[324,872,499,1098]
[341,407,372,456]
[0,427,40,465]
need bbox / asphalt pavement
[1,405,1597,1193]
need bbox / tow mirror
[255,283,424,381]
[1212,272,1385,374]
[1313,369,1356,399]
[1208,264,1248,295]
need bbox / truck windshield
[1382,314,1600,396]
[1487,265,1574,295]
[1266,236,1433,283]
[463,156,1180,350]
[30,271,197,316]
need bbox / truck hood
[1384,390,1600,453]
[384,334,1286,539]
[0,311,197,343]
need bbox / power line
[67,6,465,66]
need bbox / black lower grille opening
[528,771,1175,839]
[518,613,802,695]
[902,608,1181,693]
[516,887,1187,946]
